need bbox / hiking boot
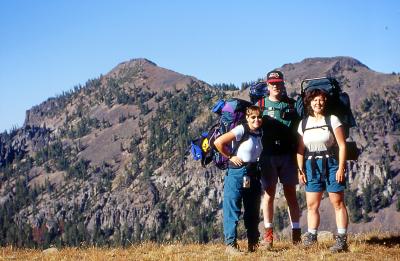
[248,242,259,252]
[225,242,243,255]
[261,227,273,249]
[303,232,317,247]
[330,234,348,253]
[292,228,301,244]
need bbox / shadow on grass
[258,246,289,253]
[365,235,400,247]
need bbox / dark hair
[304,89,328,116]
[246,105,262,116]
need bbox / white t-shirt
[231,125,263,162]
[297,115,342,152]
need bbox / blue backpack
[296,77,359,160]
[249,81,268,104]
[190,131,213,167]
[249,81,289,108]
[295,77,356,138]
[190,98,253,170]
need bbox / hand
[298,169,307,184]
[336,168,346,183]
[229,155,243,167]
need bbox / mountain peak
[113,58,158,70]
[128,58,157,66]
[299,56,369,69]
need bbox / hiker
[296,88,349,253]
[259,70,301,248]
[214,105,263,254]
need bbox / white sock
[291,222,300,229]
[264,222,273,229]
[337,228,347,235]
[308,228,318,235]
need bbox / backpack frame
[296,77,356,138]
[190,98,256,170]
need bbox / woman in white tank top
[297,88,349,252]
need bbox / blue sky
[0,0,399,132]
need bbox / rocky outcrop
[0,125,53,167]
[0,57,399,246]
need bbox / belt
[307,155,330,159]
[228,162,258,169]
[305,152,330,185]
[228,162,260,178]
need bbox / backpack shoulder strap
[283,96,296,105]
[303,116,335,134]
[257,97,265,109]
[232,124,247,155]
[301,117,308,134]
[239,123,252,144]
[232,123,261,155]
[325,115,338,147]
[325,115,334,135]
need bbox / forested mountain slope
[0,57,399,247]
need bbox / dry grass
[1,232,399,261]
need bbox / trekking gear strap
[228,123,262,167]
[308,152,330,184]
[301,116,333,135]
[231,123,251,156]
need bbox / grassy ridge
[0,232,399,260]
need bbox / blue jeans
[223,166,261,245]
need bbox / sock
[291,222,300,229]
[264,222,273,229]
[308,228,318,235]
[337,228,347,235]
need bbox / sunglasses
[250,115,262,120]
[268,82,285,88]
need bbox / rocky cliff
[0,57,399,247]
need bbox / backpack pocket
[346,141,360,161]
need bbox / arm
[296,135,307,184]
[333,126,347,183]
[214,131,243,166]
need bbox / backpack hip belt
[305,150,334,185]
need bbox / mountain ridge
[0,56,399,247]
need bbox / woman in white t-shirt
[214,105,263,254]
[296,89,349,253]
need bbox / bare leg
[306,192,323,230]
[328,191,348,229]
[328,191,349,252]
[262,185,276,224]
[283,184,300,223]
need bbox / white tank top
[297,115,342,152]
[231,125,263,162]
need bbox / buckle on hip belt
[307,154,329,159]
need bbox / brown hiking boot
[330,234,348,253]
[292,228,301,244]
[225,242,243,255]
[262,227,273,249]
